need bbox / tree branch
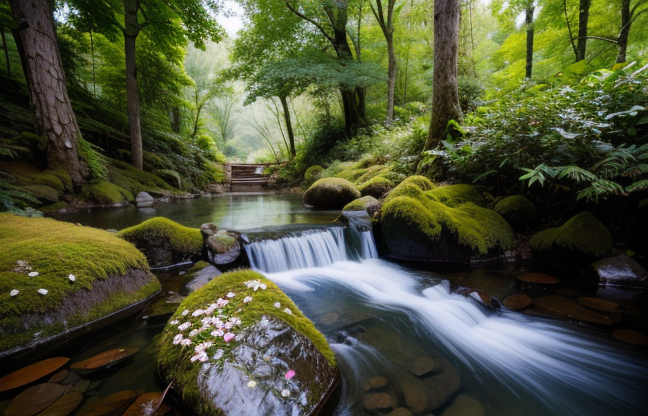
[284,1,334,44]
[583,35,619,44]
[563,0,578,58]
[369,1,389,39]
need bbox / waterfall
[244,226,377,273]
[268,260,648,416]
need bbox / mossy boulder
[22,184,60,204]
[118,217,203,267]
[303,178,361,209]
[157,269,338,416]
[494,195,537,232]
[0,214,160,357]
[343,196,381,216]
[359,176,393,198]
[304,165,324,184]
[530,212,612,270]
[379,177,515,264]
[82,181,134,204]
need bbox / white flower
[169,320,180,326]
[189,329,199,337]
[10,289,19,297]
[201,317,212,325]
[173,334,183,345]
[182,309,190,316]
[180,338,192,346]
[283,308,292,315]
[243,296,253,304]
[68,274,76,282]
[230,317,241,325]
[274,302,281,308]
[247,380,257,388]
[178,322,192,331]
[192,309,205,317]
[226,292,235,298]
[243,280,267,291]
[38,288,48,295]
[216,298,229,307]
[211,329,224,337]
[205,306,216,315]
[28,271,39,277]
[281,389,290,398]
[224,321,233,330]
[213,349,224,360]
[260,316,269,327]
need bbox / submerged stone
[533,296,612,325]
[157,269,338,416]
[379,176,515,264]
[135,192,154,208]
[440,394,485,416]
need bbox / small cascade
[244,226,377,273]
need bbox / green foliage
[118,217,203,261]
[79,139,109,181]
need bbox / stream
[2,193,647,416]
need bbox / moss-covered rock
[304,165,324,183]
[22,184,60,204]
[118,217,203,267]
[82,181,134,204]
[343,196,381,216]
[0,162,69,192]
[0,214,160,355]
[494,195,537,232]
[108,160,175,196]
[379,177,514,264]
[530,212,612,269]
[359,176,393,198]
[157,269,338,416]
[304,178,361,209]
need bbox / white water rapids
[244,227,647,415]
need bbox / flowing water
[4,195,646,416]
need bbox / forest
[0,0,647,249]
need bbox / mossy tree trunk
[8,0,88,190]
[124,0,143,170]
[424,0,463,150]
[279,95,296,158]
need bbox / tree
[8,0,88,189]
[576,0,591,61]
[491,0,536,78]
[424,0,463,150]
[370,0,400,122]
[1,1,13,76]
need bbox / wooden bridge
[225,163,277,192]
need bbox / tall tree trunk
[424,0,463,150]
[386,34,397,122]
[332,23,363,136]
[1,29,10,76]
[279,95,295,158]
[124,0,143,170]
[616,0,631,63]
[90,29,95,94]
[9,0,87,189]
[171,106,181,133]
[525,4,534,78]
[576,0,591,61]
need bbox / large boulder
[0,214,160,364]
[200,223,243,267]
[157,269,339,416]
[303,178,360,209]
[343,196,380,216]
[118,217,203,267]
[530,212,612,270]
[493,195,537,232]
[359,176,393,199]
[583,254,648,290]
[379,176,515,264]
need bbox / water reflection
[50,193,340,230]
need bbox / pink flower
[285,370,295,380]
[223,332,235,343]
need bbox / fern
[626,179,648,194]
[555,166,598,182]
[79,139,109,181]
[153,169,183,189]
[577,180,626,202]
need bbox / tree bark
[371,0,397,123]
[617,0,631,63]
[424,0,463,150]
[124,0,143,170]
[576,0,591,61]
[279,95,296,158]
[9,0,88,189]
[171,106,181,133]
[1,30,10,76]
[525,4,534,78]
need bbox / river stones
[0,357,70,393]
[70,348,139,374]
[48,370,69,384]
[533,296,612,325]
[386,408,414,416]
[5,383,67,416]
[405,356,443,377]
[364,376,389,392]
[38,392,83,416]
[135,192,154,208]
[363,392,398,413]
[400,357,461,414]
[503,294,532,310]
[440,394,485,416]
[343,196,381,216]
[576,297,619,312]
[612,330,648,346]
[203,229,242,266]
[583,254,648,290]
[516,272,559,284]
[79,390,137,416]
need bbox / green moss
[530,212,611,267]
[343,195,380,212]
[355,165,391,185]
[304,165,324,183]
[118,217,203,264]
[303,178,361,209]
[333,167,367,182]
[22,184,60,203]
[82,181,134,204]
[157,269,335,414]
[494,195,537,231]
[358,176,393,198]
[428,184,484,207]
[39,201,69,213]
[1,162,66,192]
[108,160,176,195]
[385,175,435,203]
